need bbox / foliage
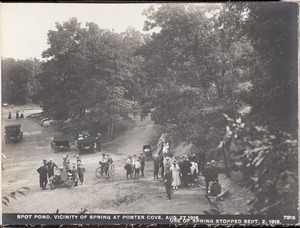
[222,114,298,215]
[242,3,298,135]
[38,18,145,135]
[2,58,42,105]
[2,187,30,206]
[137,3,252,151]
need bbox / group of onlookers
[37,155,85,190]
[157,152,220,200]
[99,153,115,181]
[124,153,146,179]
[8,111,24,119]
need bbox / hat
[43,159,47,163]
[211,160,216,164]
[154,155,158,157]
[49,159,53,162]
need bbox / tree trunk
[222,145,231,178]
[111,122,114,136]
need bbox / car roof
[5,124,21,128]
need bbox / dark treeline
[1,3,297,215]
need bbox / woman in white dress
[170,160,181,189]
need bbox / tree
[242,3,298,135]
[137,3,252,154]
[2,58,42,105]
[39,18,144,135]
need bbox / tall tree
[137,3,252,151]
[39,18,144,135]
[243,3,298,135]
[2,58,41,105]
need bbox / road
[2,107,251,214]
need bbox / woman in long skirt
[170,160,181,189]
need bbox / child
[107,162,115,181]
[77,161,85,184]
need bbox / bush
[222,115,298,215]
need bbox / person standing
[198,151,206,175]
[47,159,58,177]
[96,133,102,152]
[106,154,113,167]
[153,155,159,179]
[37,160,49,190]
[8,112,11,120]
[107,161,115,181]
[99,154,108,176]
[20,112,24,118]
[180,157,192,188]
[159,154,165,178]
[16,111,19,119]
[77,161,85,184]
[162,142,169,154]
[190,153,197,162]
[170,160,181,189]
[133,158,141,179]
[62,155,71,172]
[203,161,218,194]
[190,161,199,183]
[163,165,172,200]
[71,163,78,187]
[125,156,133,179]
[140,153,146,177]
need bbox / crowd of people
[36,141,220,200]
[8,111,24,119]
[124,153,146,179]
[99,153,115,181]
[37,155,85,190]
[154,151,219,200]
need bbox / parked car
[76,137,95,155]
[4,124,23,143]
[51,139,71,153]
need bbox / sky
[1,3,155,60]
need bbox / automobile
[50,139,71,153]
[76,136,95,155]
[143,145,152,159]
[4,124,23,143]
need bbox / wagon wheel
[68,177,75,189]
[95,167,102,179]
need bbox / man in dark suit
[180,156,192,188]
[203,160,218,194]
[163,165,172,200]
[37,160,49,190]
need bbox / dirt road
[2,107,251,214]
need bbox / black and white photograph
[1,2,298,225]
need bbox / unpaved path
[2,107,251,214]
